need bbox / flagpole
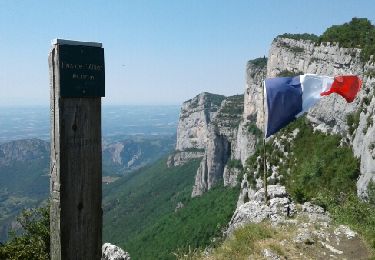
[262,79,268,204]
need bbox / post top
[51,38,102,48]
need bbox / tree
[0,205,50,260]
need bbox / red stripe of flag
[320,75,362,103]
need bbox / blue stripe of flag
[265,76,302,137]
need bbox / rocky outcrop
[104,143,125,165]
[267,37,363,134]
[166,150,204,167]
[176,36,374,198]
[168,92,225,167]
[234,119,260,166]
[103,136,175,173]
[352,70,375,198]
[227,184,296,234]
[226,183,369,258]
[0,138,49,166]
[234,58,266,166]
[175,92,225,151]
[243,58,267,128]
[191,95,243,197]
[191,130,230,196]
[102,243,131,260]
[223,166,241,187]
[266,37,375,197]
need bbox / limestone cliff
[265,36,374,198]
[0,138,49,166]
[173,36,375,199]
[175,92,225,151]
[234,58,266,166]
[191,95,244,197]
[167,92,225,167]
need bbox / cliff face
[0,138,49,166]
[173,36,375,199]
[267,37,363,134]
[103,136,175,173]
[167,92,225,168]
[191,95,244,197]
[234,59,267,165]
[265,37,374,198]
[175,92,225,151]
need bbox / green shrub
[276,70,303,77]
[247,123,263,138]
[368,180,375,206]
[319,17,375,61]
[0,205,50,260]
[277,33,319,42]
[248,57,267,69]
[273,117,375,251]
[227,159,243,170]
[346,110,361,135]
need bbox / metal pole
[262,80,268,204]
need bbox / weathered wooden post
[49,39,105,260]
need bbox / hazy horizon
[1,1,375,106]
[0,105,180,143]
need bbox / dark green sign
[58,44,105,97]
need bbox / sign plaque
[56,40,105,97]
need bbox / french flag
[264,74,362,137]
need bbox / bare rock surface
[102,243,131,260]
[0,138,49,166]
[167,150,204,167]
[223,166,241,187]
[227,185,296,234]
[175,92,225,151]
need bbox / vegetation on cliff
[276,33,319,42]
[245,116,375,251]
[214,95,244,129]
[319,17,375,61]
[278,18,375,61]
[247,57,267,69]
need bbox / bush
[276,70,303,77]
[277,33,319,42]
[368,180,375,206]
[0,205,50,260]
[319,17,375,61]
[248,57,267,69]
[346,110,361,135]
[247,123,263,138]
[227,159,243,170]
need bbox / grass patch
[277,117,375,252]
[242,115,375,252]
[188,222,300,260]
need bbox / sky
[1,0,375,106]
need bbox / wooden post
[49,39,105,260]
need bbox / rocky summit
[170,34,375,200]
[167,21,375,258]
